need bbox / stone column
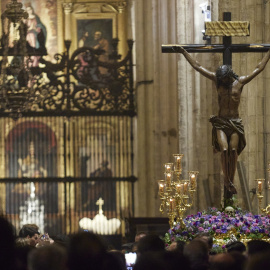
[116,2,128,58]
[176,0,220,211]
[63,3,73,41]
[131,0,179,217]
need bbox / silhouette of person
[82,161,114,211]
[90,160,112,177]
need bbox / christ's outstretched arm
[239,49,270,85]
[173,45,216,81]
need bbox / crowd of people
[1,216,270,270]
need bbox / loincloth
[209,116,246,155]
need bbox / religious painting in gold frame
[71,12,117,54]
[0,0,64,63]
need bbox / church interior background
[0,0,270,242]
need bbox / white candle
[180,184,184,194]
[190,174,196,188]
[176,184,181,194]
[159,183,164,193]
[164,163,173,173]
[166,173,171,187]
[184,182,188,194]
[258,181,262,193]
[169,199,175,211]
[176,158,181,170]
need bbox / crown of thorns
[216,65,238,79]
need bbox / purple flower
[165,207,270,247]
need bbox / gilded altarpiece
[0,1,134,236]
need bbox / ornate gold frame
[70,8,117,54]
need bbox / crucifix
[162,12,270,204]
[96,197,104,215]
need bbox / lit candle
[176,158,181,171]
[258,181,262,193]
[159,183,164,193]
[184,182,188,194]
[180,184,184,194]
[190,173,196,188]
[176,183,181,194]
[166,173,171,187]
[169,199,175,211]
[165,163,173,173]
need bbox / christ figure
[175,46,270,195]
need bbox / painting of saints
[81,160,116,213]
[24,2,47,66]
[18,141,48,178]
[1,0,58,62]
[77,19,113,74]
[6,121,58,214]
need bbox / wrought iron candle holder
[255,163,270,214]
[158,154,199,229]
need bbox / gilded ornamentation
[255,165,270,214]
[205,21,250,36]
[158,154,199,229]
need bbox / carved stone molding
[72,2,126,14]
[112,2,127,13]
[63,3,73,14]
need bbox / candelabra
[157,154,199,229]
[255,163,270,214]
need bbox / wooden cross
[162,12,270,66]
[162,12,270,204]
[96,197,104,214]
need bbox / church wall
[131,0,179,217]
[176,0,221,212]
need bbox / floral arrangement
[164,207,270,252]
